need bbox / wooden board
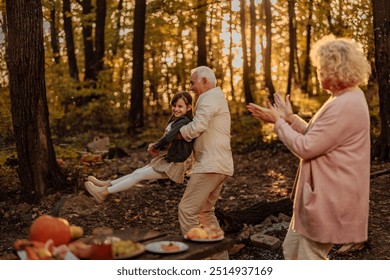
[113,227,167,243]
[137,235,235,260]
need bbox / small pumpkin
[29,215,84,246]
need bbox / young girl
[85,91,194,203]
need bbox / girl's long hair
[166,91,193,124]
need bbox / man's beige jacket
[180,86,234,176]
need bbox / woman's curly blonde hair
[310,35,371,92]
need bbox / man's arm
[153,117,190,150]
[180,101,213,141]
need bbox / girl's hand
[175,132,183,140]
[147,143,159,157]
[247,102,280,124]
[274,93,293,122]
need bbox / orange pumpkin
[29,215,84,246]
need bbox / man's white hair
[191,66,217,86]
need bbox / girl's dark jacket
[153,116,193,163]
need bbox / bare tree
[112,0,124,56]
[49,5,60,64]
[228,1,235,100]
[372,0,390,161]
[196,0,207,66]
[79,0,96,82]
[263,0,275,99]
[95,0,106,74]
[286,0,297,95]
[5,0,68,203]
[302,0,313,94]
[63,0,79,81]
[249,0,257,83]
[128,0,146,134]
[240,0,254,104]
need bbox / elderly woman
[247,35,371,260]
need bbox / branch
[370,169,390,179]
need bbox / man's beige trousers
[178,173,227,235]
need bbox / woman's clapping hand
[247,93,293,124]
[273,93,293,122]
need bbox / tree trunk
[263,0,275,99]
[128,0,146,134]
[326,1,335,35]
[112,0,124,56]
[302,0,313,95]
[286,0,296,96]
[95,0,106,74]
[249,0,257,91]
[80,0,96,82]
[147,50,161,126]
[240,0,254,104]
[196,0,207,66]
[209,6,224,87]
[229,1,235,101]
[372,0,390,161]
[49,8,60,64]
[207,5,215,71]
[63,0,79,81]
[5,0,68,203]
[176,17,186,88]
[326,0,344,37]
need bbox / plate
[17,250,79,260]
[184,235,224,242]
[145,241,189,254]
[112,241,145,259]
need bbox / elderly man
[179,66,234,242]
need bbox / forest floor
[1,144,390,260]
